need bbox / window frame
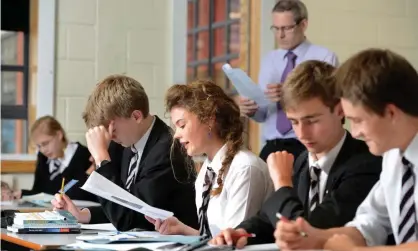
[1,32,30,120]
[1,0,56,161]
[187,0,240,91]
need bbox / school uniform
[238,131,382,244]
[196,145,274,237]
[88,116,198,231]
[21,142,97,201]
[346,133,418,245]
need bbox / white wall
[9,0,187,190]
[55,0,186,143]
[303,0,418,69]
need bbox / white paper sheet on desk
[66,241,172,251]
[81,171,173,220]
[222,64,270,107]
[80,223,117,231]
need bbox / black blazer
[238,132,382,244]
[21,142,97,201]
[88,116,198,231]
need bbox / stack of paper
[7,210,81,234]
[81,171,173,220]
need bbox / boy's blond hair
[82,75,149,128]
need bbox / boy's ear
[56,130,64,141]
[132,110,144,122]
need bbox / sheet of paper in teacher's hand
[222,64,270,107]
[81,171,173,220]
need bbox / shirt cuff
[345,220,387,246]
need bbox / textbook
[13,210,78,226]
[7,226,81,234]
[7,210,81,234]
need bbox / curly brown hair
[165,79,244,195]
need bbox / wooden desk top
[1,228,81,250]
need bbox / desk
[1,228,280,251]
[1,228,79,250]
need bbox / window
[1,0,31,154]
[187,0,241,94]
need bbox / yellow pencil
[60,177,65,198]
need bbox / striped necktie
[198,166,216,237]
[50,159,62,180]
[398,157,417,244]
[309,165,321,212]
[126,146,139,190]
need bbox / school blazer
[88,116,198,231]
[21,142,97,202]
[238,132,382,244]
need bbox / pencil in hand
[276,213,308,237]
[60,177,65,198]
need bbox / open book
[81,171,173,220]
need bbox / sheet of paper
[65,241,276,251]
[0,201,16,206]
[80,223,117,231]
[65,241,173,251]
[81,171,173,220]
[222,64,270,107]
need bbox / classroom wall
[55,0,180,144]
[9,0,187,190]
[302,0,418,69]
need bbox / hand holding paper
[222,64,270,107]
[238,97,258,117]
[265,83,282,102]
[81,171,173,220]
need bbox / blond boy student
[52,75,198,231]
[275,49,418,251]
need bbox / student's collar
[308,131,347,174]
[279,38,310,60]
[403,132,418,170]
[131,116,156,153]
[47,142,76,167]
[205,144,228,174]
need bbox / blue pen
[58,179,79,193]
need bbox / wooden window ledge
[1,160,36,173]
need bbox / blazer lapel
[136,116,169,176]
[324,131,355,193]
[297,159,311,210]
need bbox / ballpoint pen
[233,233,256,238]
[276,213,308,237]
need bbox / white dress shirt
[195,145,274,236]
[48,142,78,174]
[128,116,156,176]
[346,133,418,246]
[308,132,346,203]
